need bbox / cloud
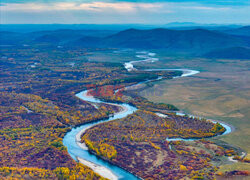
[118,0,250,6]
[1,2,164,13]
[180,5,231,11]
[1,0,250,24]
[1,0,250,6]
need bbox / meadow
[83,49,250,176]
[140,54,250,172]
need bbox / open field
[84,50,250,173]
[140,56,250,171]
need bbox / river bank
[77,157,118,180]
[63,51,234,180]
[63,89,138,180]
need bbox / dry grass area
[140,57,250,172]
[84,50,250,172]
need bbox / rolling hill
[222,26,250,37]
[1,28,250,57]
[204,47,250,60]
[98,28,247,52]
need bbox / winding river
[63,51,233,180]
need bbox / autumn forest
[0,29,249,180]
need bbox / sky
[1,0,250,24]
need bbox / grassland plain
[139,55,250,173]
[81,49,250,174]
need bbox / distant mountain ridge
[101,28,246,51]
[1,27,250,59]
[222,26,250,36]
[204,47,250,60]
[72,28,248,55]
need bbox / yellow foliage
[180,165,188,171]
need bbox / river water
[63,51,232,180]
